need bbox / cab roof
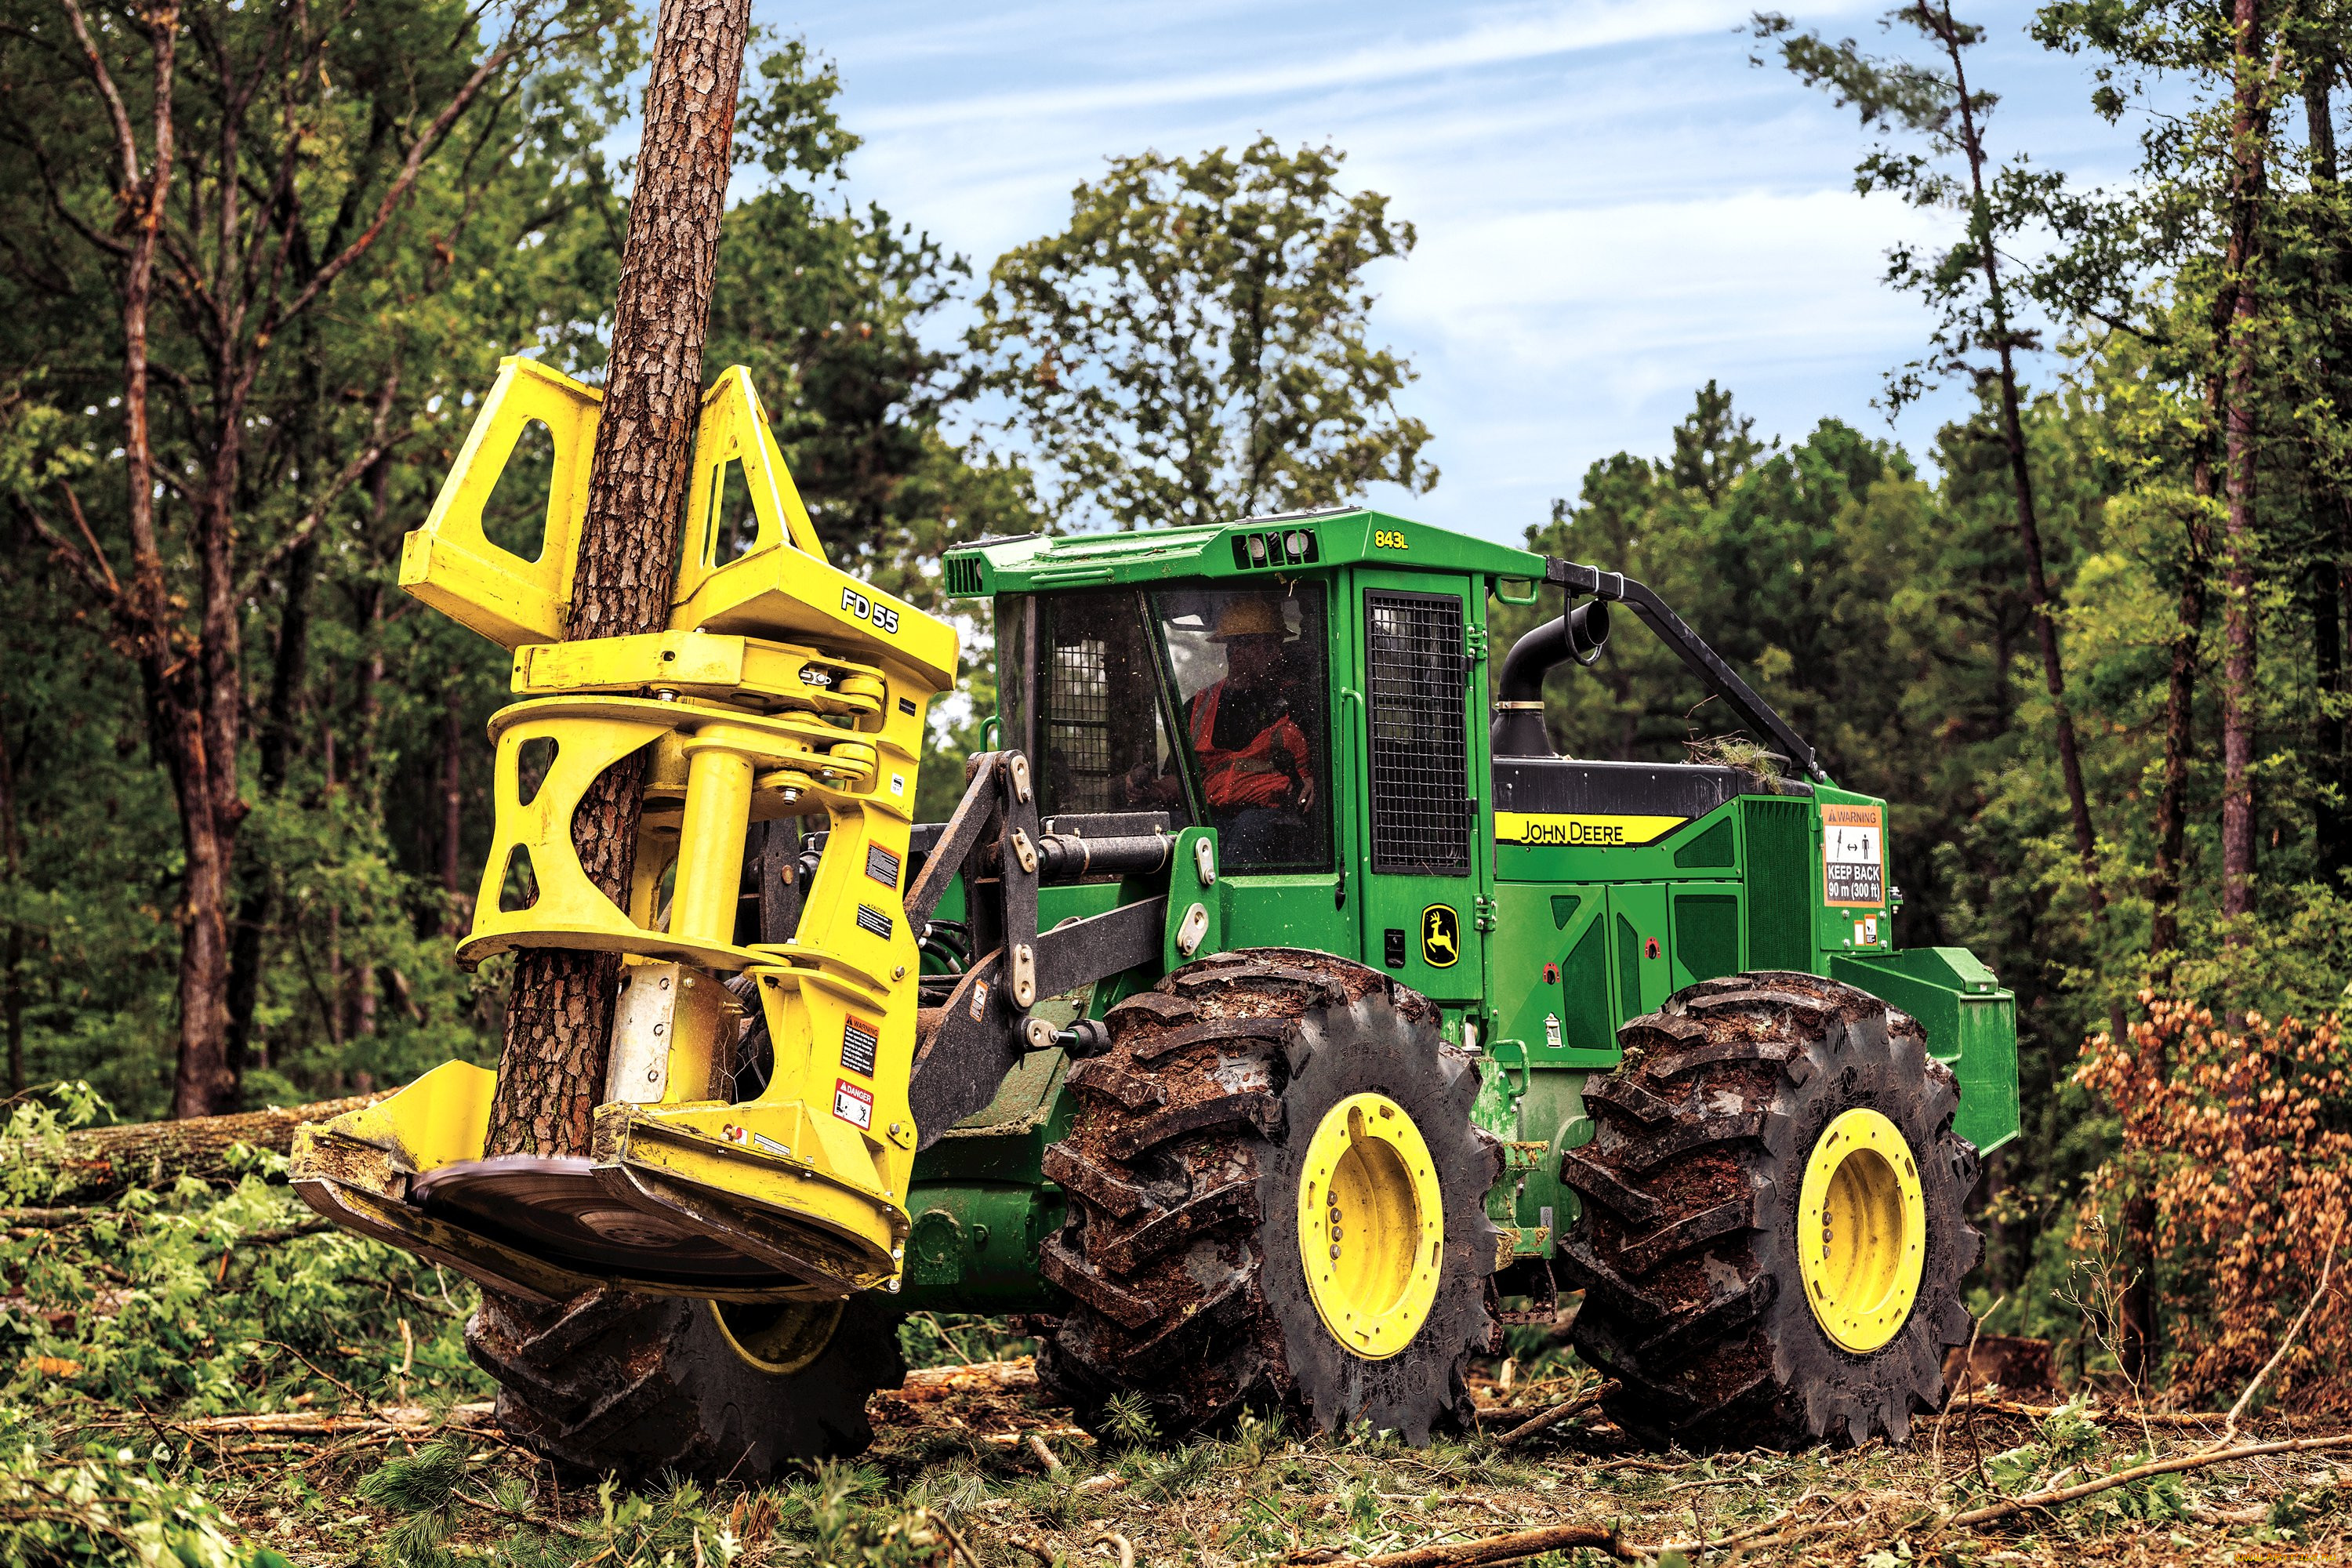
[941,507,1546,597]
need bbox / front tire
[1036,949,1501,1443]
[1558,971,1980,1448]
[467,1287,902,1480]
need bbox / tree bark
[2219,0,2269,933]
[483,0,753,1160]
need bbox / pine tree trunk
[1937,8,2121,1040]
[2152,325,2231,972]
[441,680,468,938]
[2306,63,2352,886]
[482,0,753,1160]
[2219,0,2267,934]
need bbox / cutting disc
[411,1156,796,1288]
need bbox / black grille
[1744,798,1813,969]
[943,554,984,596]
[1364,590,1469,876]
[1230,528,1319,570]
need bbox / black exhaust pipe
[1490,599,1609,757]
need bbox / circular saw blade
[411,1156,793,1287]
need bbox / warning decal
[833,1079,874,1130]
[1822,803,1885,908]
[840,1016,879,1076]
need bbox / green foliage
[0,1421,291,1568]
[1099,1392,1160,1447]
[975,136,1433,530]
[0,1086,484,1419]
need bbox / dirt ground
[183,1354,2352,1566]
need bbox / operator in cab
[1127,593,1317,862]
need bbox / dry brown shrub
[2075,993,2352,1410]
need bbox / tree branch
[12,494,118,603]
[53,0,142,194]
[267,10,570,332]
[236,373,401,598]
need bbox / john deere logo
[1421,905,1460,967]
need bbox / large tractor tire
[1036,949,1501,1443]
[466,1287,902,1480]
[1557,971,1980,1449]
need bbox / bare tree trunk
[2307,61,2352,887]
[484,0,753,1160]
[0,702,25,1095]
[2219,0,2269,935]
[1935,3,2121,1041]
[227,534,320,1072]
[347,593,383,1043]
[2151,428,2214,970]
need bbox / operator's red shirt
[1187,681,1313,812]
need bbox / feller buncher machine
[293,359,2020,1478]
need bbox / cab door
[1348,569,1484,1005]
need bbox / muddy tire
[1035,949,1501,1443]
[466,1287,902,1480]
[1557,971,1980,1448]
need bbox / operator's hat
[1207,595,1295,643]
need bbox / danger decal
[833,1079,874,1131]
[1822,803,1886,908]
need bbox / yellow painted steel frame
[1297,1092,1446,1359]
[1797,1109,1927,1352]
[293,359,960,1302]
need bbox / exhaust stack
[1490,599,1610,757]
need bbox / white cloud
[752,0,2136,540]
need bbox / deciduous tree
[975,137,1432,531]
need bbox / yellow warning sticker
[1494,811,1687,848]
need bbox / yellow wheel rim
[1798,1109,1927,1352]
[1297,1092,1446,1360]
[710,1298,844,1374]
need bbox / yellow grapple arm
[292,358,958,1305]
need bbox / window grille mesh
[1047,637,1117,811]
[1364,591,1470,876]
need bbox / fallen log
[898,1358,1040,1402]
[1293,1522,1634,1566]
[45,1094,388,1202]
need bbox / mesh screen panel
[1364,591,1470,876]
[1047,637,1116,811]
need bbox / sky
[747,0,2154,545]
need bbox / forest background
[2,0,2347,1407]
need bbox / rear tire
[466,1287,902,1480]
[1036,949,1501,1443]
[1557,971,1980,1448]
